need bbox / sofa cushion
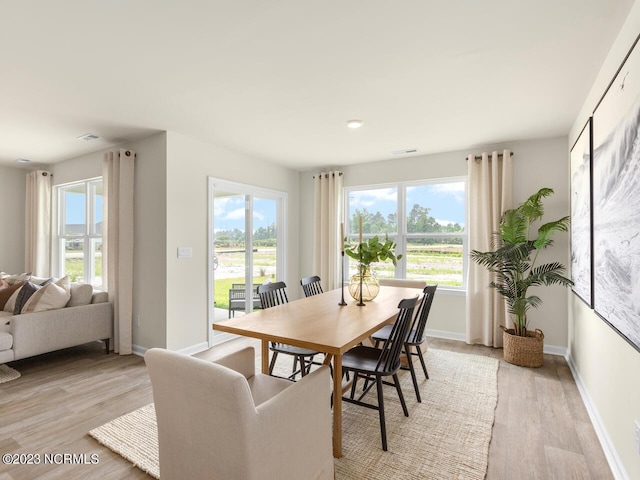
[1,272,31,285]
[2,282,25,312]
[22,277,71,314]
[0,280,23,310]
[92,291,108,304]
[67,283,93,307]
[14,281,42,314]
[0,322,13,351]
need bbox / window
[57,178,103,287]
[208,177,287,346]
[345,177,467,290]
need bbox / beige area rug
[89,349,498,479]
[0,364,20,384]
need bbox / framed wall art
[570,118,593,308]
[592,34,640,353]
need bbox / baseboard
[426,329,566,357]
[177,342,210,356]
[131,342,210,357]
[543,344,567,357]
[425,329,466,342]
[132,344,147,357]
[565,353,630,480]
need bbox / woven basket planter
[502,328,544,368]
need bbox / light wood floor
[0,338,613,480]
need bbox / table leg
[332,354,343,458]
[261,340,269,374]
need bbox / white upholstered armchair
[144,346,334,480]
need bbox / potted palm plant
[344,235,402,301]
[470,188,573,367]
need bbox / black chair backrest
[300,276,323,297]
[257,282,288,309]
[375,296,419,374]
[407,285,438,343]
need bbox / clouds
[349,188,397,208]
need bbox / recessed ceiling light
[15,158,31,163]
[346,120,363,129]
[77,133,100,141]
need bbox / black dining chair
[300,275,323,297]
[257,282,321,380]
[341,296,419,451]
[371,284,437,403]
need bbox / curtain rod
[465,152,514,160]
[312,171,343,179]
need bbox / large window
[345,177,467,290]
[57,178,103,287]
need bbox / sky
[211,181,465,232]
[65,191,102,225]
[213,195,277,231]
[66,183,464,232]
[348,181,466,228]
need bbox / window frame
[55,177,103,287]
[344,176,467,292]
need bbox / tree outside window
[345,179,466,288]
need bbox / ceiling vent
[15,158,31,163]
[392,149,418,155]
[77,133,100,141]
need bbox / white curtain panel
[466,150,513,347]
[25,170,52,277]
[103,149,135,355]
[313,171,343,290]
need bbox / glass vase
[348,267,380,302]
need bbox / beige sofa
[0,279,113,364]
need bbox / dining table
[212,285,422,458]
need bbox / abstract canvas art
[592,35,640,352]
[570,118,592,307]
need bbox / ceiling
[0,1,634,171]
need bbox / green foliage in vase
[469,188,573,337]
[344,235,403,272]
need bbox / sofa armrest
[11,302,113,360]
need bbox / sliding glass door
[208,178,286,345]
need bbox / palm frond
[534,216,570,249]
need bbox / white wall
[52,133,169,350]
[164,132,300,351]
[0,165,27,273]
[568,1,640,478]
[298,136,570,348]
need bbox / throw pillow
[0,281,23,310]
[21,276,71,314]
[2,282,26,312]
[14,281,42,315]
[67,283,93,307]
[2,272,32,286]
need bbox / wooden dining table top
[213,285,422,354]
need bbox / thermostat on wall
[177,247,193,259]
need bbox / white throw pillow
[21,276,71,313]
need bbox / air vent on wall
[77,133,100,141]
[392,149,418,155]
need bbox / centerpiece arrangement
[343,219,402,302]
[470,187,572,367]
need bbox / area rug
[0,364,20,384]
[89,348,499,479]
